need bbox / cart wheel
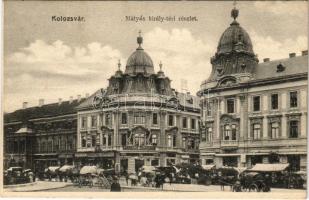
[249,184,259,192]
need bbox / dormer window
[277,63,285,72]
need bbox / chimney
[289,53,296,58]
[22,102,28,109]
[85,93,89,98]
[77,95,81,102]
[38,99,44,107]
[302,50,308,56]
[69,96,73,103]
[58,98,62,105]
[263,58,270,62]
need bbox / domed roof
[125,32,155,74]
[216,8,254,55]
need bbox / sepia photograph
[1,0,308,199]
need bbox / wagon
[234,171,271,192]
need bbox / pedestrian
[110,177,121,192]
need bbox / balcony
[123,145,156,151]
[220,140,239,149]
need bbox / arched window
[133,133,145,147]
[224,125,231,140]
[167,135,172,147]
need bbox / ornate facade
[75,33,200,173]
[198,8,307,171]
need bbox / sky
[3,1,308,112]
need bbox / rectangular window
[105,113,111,125]
[271,94,279,110]
[182,137,186,148]
[108,135,112,146]
[227,99,235,114]
[167,135,172,147]
[168,115,174,126]
[152,113,158,125]
[103,136,107,146]
[91,116,97,127]
[231,125,237,140]
[191,118,196,130]
[182,117,187,128]
[91,135,96,147]
[121,113,127,124]
[134,112,145,124]
[81,117,87,128]
[81,136,86,148]
[289,121,299,138]
[224,125,231,140]
[271,122,279,139]
[253,124,261,140]
[172,135,177,147]
[151,134,157,145]
[253,96,261,111]
[151,159,159,166]
[206,127,212,142]
[290,91,298,108]
[206,102,212,116]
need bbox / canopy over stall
[248,164,289,172]
[201,165,216,170]
[59,165,74,172]
[80,166,98,175]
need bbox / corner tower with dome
[198,6,308,171]
[75,32,200,173]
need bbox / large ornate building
[75,33,200,173]
[198,8,307,171]
[3,97,85,171]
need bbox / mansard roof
[4,98,85,124]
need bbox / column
[263,117,268,139]
[281,116,287,138]
[216,98,221,140]
[281,92,287,110]
[239,95,248,140]
[263,95,268,112]
[301,114,306,137]
[160,111,166,147]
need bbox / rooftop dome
[216,8,254,55]
[125,31,155,74]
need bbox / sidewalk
[4,181,73,192]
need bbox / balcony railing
[220,140,239,148]
[123,145,156,150]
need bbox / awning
[201,164,216,170]
[15,127,33,134]
[59,165,74,172]
[7,167,22,171]
[48,166,60,172]
[142,165,156,173]
[80,166,98,175]
[235,167,247,174]
[249,163,289,172]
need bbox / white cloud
[250,31,307,60]
[254,1,307,18]
[143,27,213,94]
[5,40,125,112]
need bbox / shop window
[227,99,235,114]
[182,117,187,128]
[253,124,261,140]
[290,91,298,108]
[253,96,260,112]
[271,94,279,110]
[289,120,299,138]
[121,113,127,124]
[152,113,158,125]
[151,159,159,166]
